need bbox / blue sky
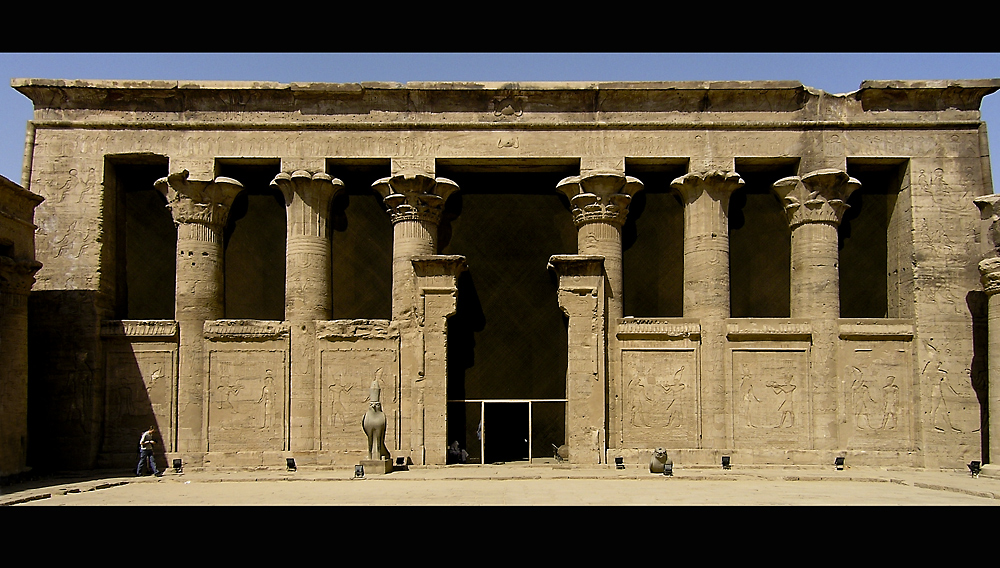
[1,53,997,187]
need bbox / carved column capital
[0,256,42,295]
[155,170,244,229]
[974,194,1000,253]
[670,170,744,206]
[372,172,459,225]
[556,171,643,227]
[980,257,1000,295]
[772,168,860,228]
[272,170,343,206]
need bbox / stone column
[556,171,642,452]
[772,169,860,450]
[556,172,643,321]
[974,194,1000,466]
[0,257,41,478]
[271,170,343,451]
[373,170,459,464]
[548,255,606,464]
[671,170,744,448]
[155,170,244,456]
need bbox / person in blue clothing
[136,426,162,477]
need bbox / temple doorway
[440,164,577,464]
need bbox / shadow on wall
[967,290,989,463]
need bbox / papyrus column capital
[974,194,1000,253]
[0,257,41,296]
[772,169,860,228]
[372,172,459,225]
[980,257,1000,295]
[670,170,744,207]
[155,170,244,230]
[272,170,343,206]
[556,171,643,228]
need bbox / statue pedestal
[359,459,393,475]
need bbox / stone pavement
[3,462,1000,505]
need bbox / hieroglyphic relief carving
[621,349,696,445]
[207,350,287,451]
[841,342,912,448]
[103,349,175,454]
[732,350,807,446]
[319,346,398,452]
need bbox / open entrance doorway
[439,163,577,465]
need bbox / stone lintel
[316,319,398,340]
[101,320,178,338]
[616,317,701,339]
[204,319,290,340]
[837,319,915,340]
[279,158,327,175]
[726,319,812,341]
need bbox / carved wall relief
[621,349,697,447]
[319,344,398,453]
[840,342,913,450]
[207,349,287,451]
[102,348,175,458]
[731,349,808,448]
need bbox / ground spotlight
[722,456,731,470]
[172,458,182,473]
[286,458,296,471]
[969,461,982,477]
[663,462,673,477]
[615,457,625,470]
[835,457,845,471]
[355,464,365,478]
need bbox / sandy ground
[4,463,1000,505]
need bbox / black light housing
[355,464,365,478]
[722,456,731,470]
[835,456,845,470]
[615,457,625,470]
[172,458,182,473]
[663,462,673,476]
[286,458,296,471]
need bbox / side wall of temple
[12,79,999,471]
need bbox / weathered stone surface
[11,78,1000,471]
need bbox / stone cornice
[101,320,178,338]
[837,319,914,340]
[316,319,398,340]
[726,320,812,341]
[617,318,701,339]
[15,79,999,115]
[204,319,290,340]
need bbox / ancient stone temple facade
[0,174,42,479]
[12,78,1000,471]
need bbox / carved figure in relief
[851,367,877,430]
[216,383,239,411]
[257,369,275,430]
[931,374,962,433]
[327,373,353,428]
[627,369,654,428]
[766,378,796,428]
[740,366,761,428]
[881,376,899,430]
[658,366,686,428]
